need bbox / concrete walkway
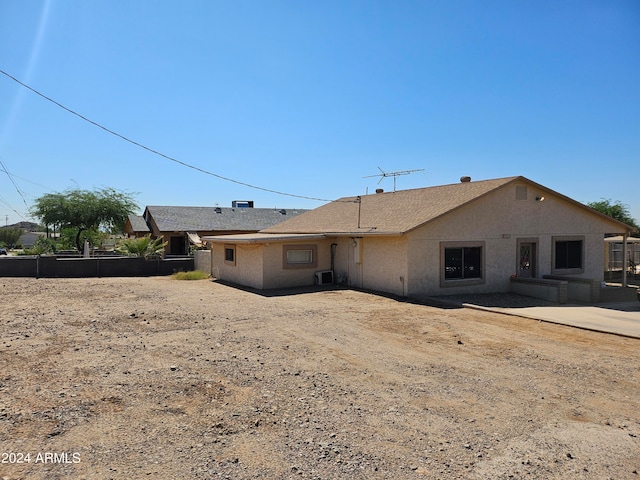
[420,292,640,339]
[466,301,640,339]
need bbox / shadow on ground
[419,292,560,309]
[212,279,639,313]
[426,292,640,314]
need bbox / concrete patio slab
[466,301,640,339]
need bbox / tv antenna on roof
[363,167,425,192]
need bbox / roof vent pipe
[375,188,384,194]
[460,176,471,183]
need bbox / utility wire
[0,68,352,204]
[0,156,29,209]
[0,165,50,191]
[0,192,29,221]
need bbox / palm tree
[116,235,167,258]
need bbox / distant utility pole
[363,167,425,192]
[5,215,7,227]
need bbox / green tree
[58,226,103,251]
[0,227,23,247]
[587,199,639,231]
[31,188,138,251]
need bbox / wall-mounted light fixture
[536,196,545,202]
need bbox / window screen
[286,249,313,264]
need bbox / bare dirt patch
[1,277,638,479]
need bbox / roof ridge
[332,175,521,203]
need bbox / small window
[283,244,318,269]
[224,244,236,265]
[553,237,583,273]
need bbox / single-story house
[204,176,636,298]
[125,202,307,256]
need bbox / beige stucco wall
[405,181,621,297]
[251,236,409,295]
[212,238,335,290]
[261,239,334,289]
[341,236,408,296]
[211,243,264,289]
[332,238,351,285]
[193,250,211,274]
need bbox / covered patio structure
[604,235,640,285]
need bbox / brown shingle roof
[262,176,520,235]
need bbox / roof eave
[202,233,327,244]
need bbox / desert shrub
[171,270,209,280]
[23,237,57,255]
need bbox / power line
[0,68,351,204]
[0,156,29,208]
[0,154,31,221]
[0,165,50,190]
[0,192,29,221]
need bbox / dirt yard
[1,277,638,479]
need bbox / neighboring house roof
[261,176,634,236]
[18,231,43,247]
[127,215,151,233]
[144,206,307,232]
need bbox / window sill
[440,278,485,288]
[551,268,584,276]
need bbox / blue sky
[1,0,639,226]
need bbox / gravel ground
[1,277,639,479]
